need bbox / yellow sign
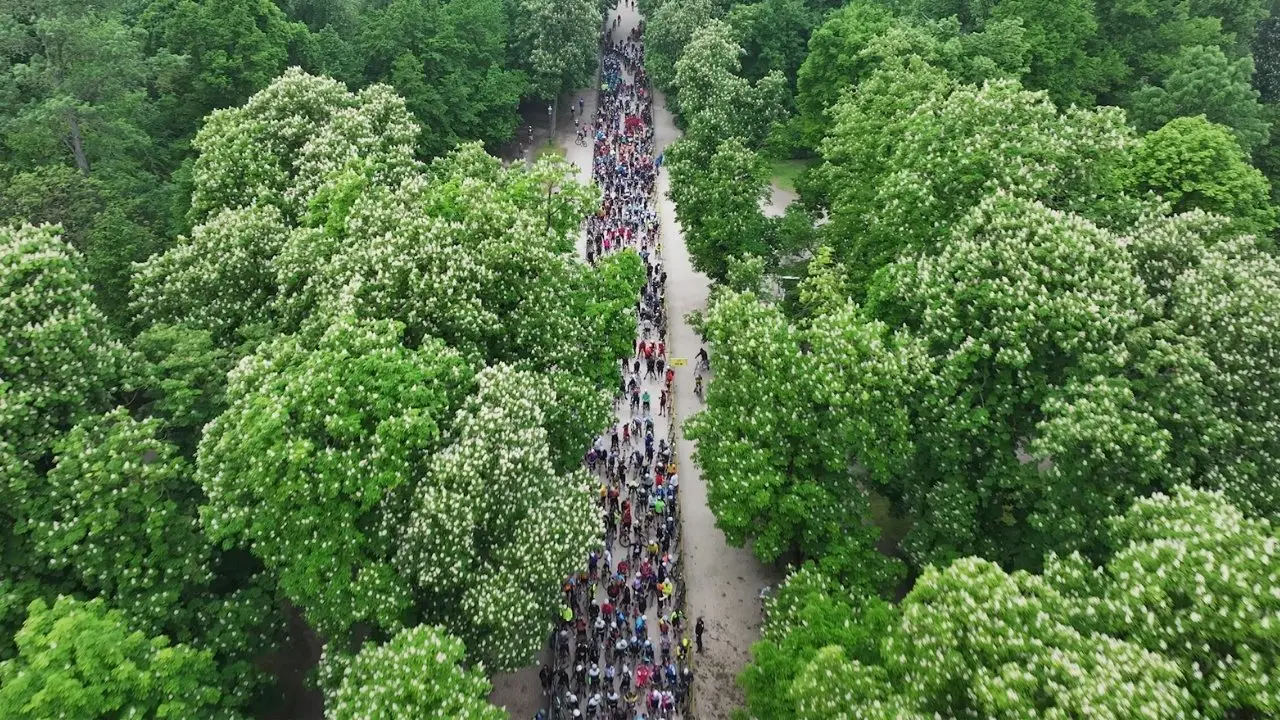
[670,357,688,367]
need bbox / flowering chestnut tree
[131,205,291,346]
[788,557,1195,720]
[740,563,897,720]
[188,68,419,224]
[321,625,504,720]
[1049,487,1280,716]
[673,20,788,150]
[818,76,1137,297]
[685,289,904,589]
[666,137,772,280]
[196,317,474,640]
[395,365,600,670]
[0,223,126,468]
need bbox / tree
[761,488,1277,719]
[789,557,1195,719]
[0,223,126,469]
[394,365,601,670]
[196,317,474,640]
[793,1,896,147]
[1161,234,1280,517]
[145,0,303,122]
[131,204,292,346]
[740,564,897,720]
[1092,0,1238,92]
[685,290,906,587]
[132,323,233,439]
[727,0,819,86]
[645,0,716,92]
[27,409,212,636]
[321,625,504,720]
[365,0,525,157]
[989,0,1111,106]
[1049,487,1280,717]
[673,20,788,149]
[0,596,232,719]
[1129,45,1270,156]
[182,68,419,224]
[1255,15,1280,102]
[512,0,600,131]
[1130,115,1277,238]
[820,76,1136,298]
[0,165,106,251]
[870,194,1163,567]
[666,137,772,280]
[0,4,153,176]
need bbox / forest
[651,0,1280,716]
[4,0,1280,715]
[1,0,629,716]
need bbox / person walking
[695,617,705,653]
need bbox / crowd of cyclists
[535,7,696,720]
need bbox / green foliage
[792,556,1195,719]
[31,410,212,635]
[1129,44,1271,156]
[1160,233,1280,516]
[666,137,772,280]
[368,0,525,157]
[793,1,896,147]
[873,194,1158,567]
[132,323,234,436]
[685,290,906,588]
[0,596,232,719]
[132,204,293,346]
[674,20,789,149]
[1054,487,1280,716]
[1130,115,1277,238]
[512,0,601,99]
[182,68,419,224]
[757,489,1279,719]
[146,0,303,123]
[0,166,106,252]
[989,0,1110,106]
[818,74,1136,299]
[740,564,897,720]
[0,3,154,176]
[196,317,473,640]
[646,0,717,92]
[726,0,820,85]
[0,223,126,468]
[322,625,504,719]
[395,365,601,670]
[1256,15,1280,102]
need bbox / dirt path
[492,5,778,718]
[642,22,782,720]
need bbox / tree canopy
[746,488,1278,719]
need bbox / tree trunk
[551,95,559,145]
[66,110,89,176]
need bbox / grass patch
[866,488,913,556]
[537,142,566,160]
[769,158,811,192]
